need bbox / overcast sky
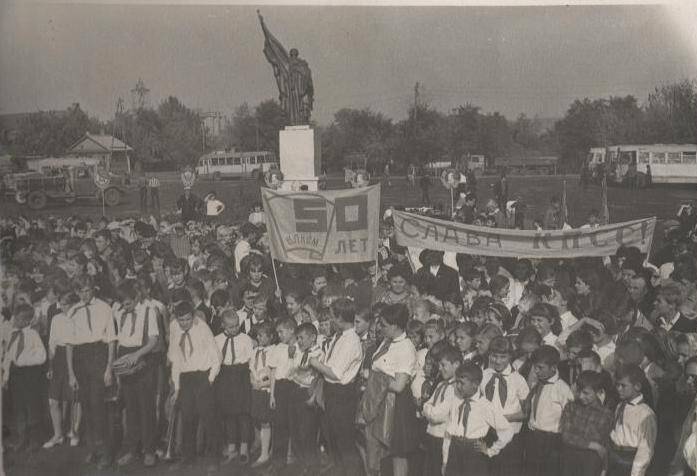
[1,3,696,125]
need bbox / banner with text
[262,185,380,263]
[393,211,655,259]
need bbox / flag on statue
[261,184,381,263]
[561,179,569,227]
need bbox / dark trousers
[150,188,160,215]
[179,371,218,461]
[74,342,109,454]
[9,364,45,447]
[139,187,148,213]
[119,348,156,455]
[421,188,430,205]
[491,432,523,476]
[524,429,560,476]
[289,383,320,468]
[561,444,603,476]
[323,381,361,475]
[607,444,637,476]
[423,434,444,476]
[272,379,293,461]
[445,438,489,476]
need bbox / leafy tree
[642,79,697,144]
[157,96,204,167]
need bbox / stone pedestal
[279,125,321,191]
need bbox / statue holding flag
[258,11,314,125]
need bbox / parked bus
[195,149,278,180]
[587,144,697,185]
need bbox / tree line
[3,79,695,173]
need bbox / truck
[5,163,137,210]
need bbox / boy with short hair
[444,362,514,476]
[481,336,530,476]
[289,322,324,473]
[608,364,657,476]
[559,370,613,476]
[424,318,446,350]
[214,309,254,464]
[268,318,297,467]
[167,301,222,471]
[422,347,462,476]
[524,345,574,476]
[2,304,47,451]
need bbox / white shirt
[559,311,578,331]
[249,211,265,226]
[322,327,363,385]
[115,302,160,348]
[267,342,295,381]
[444,392,514,457]
[68,298,117,345]
[422,378,457,437]
[660,311,682,332]
[429,265,440,277]
[527,372,574,434]
[167,317,221,391]
[595,341,616,371]
[610,395,657,476]
[214,331,254,366]
[410,347,428,401]
[2,324,47,384]
[480,365,530,434]
[206,199,225,217]
[371,333,416,378]
[48,312,75,355]
[542,332,560,349]
[291,343,324,388]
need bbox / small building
[66,132,133,173]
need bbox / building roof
[67,132,132,154]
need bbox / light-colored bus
[587,144,697,184]
[195,149,278,180]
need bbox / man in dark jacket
[177,187,202,223]
[414,249,459,301]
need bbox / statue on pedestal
[258,11,314,126]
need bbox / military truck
[6,163,136,210]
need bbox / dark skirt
[523,430,561,476]
[48,345,72,401]
[389,386,421,457]
[607,443,637,476]
[445,438,489,476]
[214,364,251,415]
[251,389,272,423]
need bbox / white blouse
[371,333,417,378]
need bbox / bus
[195,149,278,180]
[587,144,697,185]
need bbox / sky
[1,2,696,126]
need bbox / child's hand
[269,395,276,410]
[69,374,79,391]
[104,367,113,387]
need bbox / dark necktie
[326,334,340,361]
[458,399,472,435]
[485,372,508,407]
[432,381,449,403]
[180,330,193,360]
[120,311,136,337]
[73,301,93,332]
[530,379,551,421]
[221,333,235,364]
[300,349,310,367]
[615,401,629,427]
[518,359,532,380]
[8,329,24,360]
[372,339,392,362]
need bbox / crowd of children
[0,197,696,476]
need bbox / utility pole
[413,81,420,121]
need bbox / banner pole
[450,188,454,217]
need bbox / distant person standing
[493,169,508,212]
[383,160,392,187]
[204,191,226,224]
[580,163,590,191]
[543,196,564,230]
[645,164,652,188]
[147,175,161,216]
[420,172,432,205]
[177,187,202,223]
[138,174,148,214]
